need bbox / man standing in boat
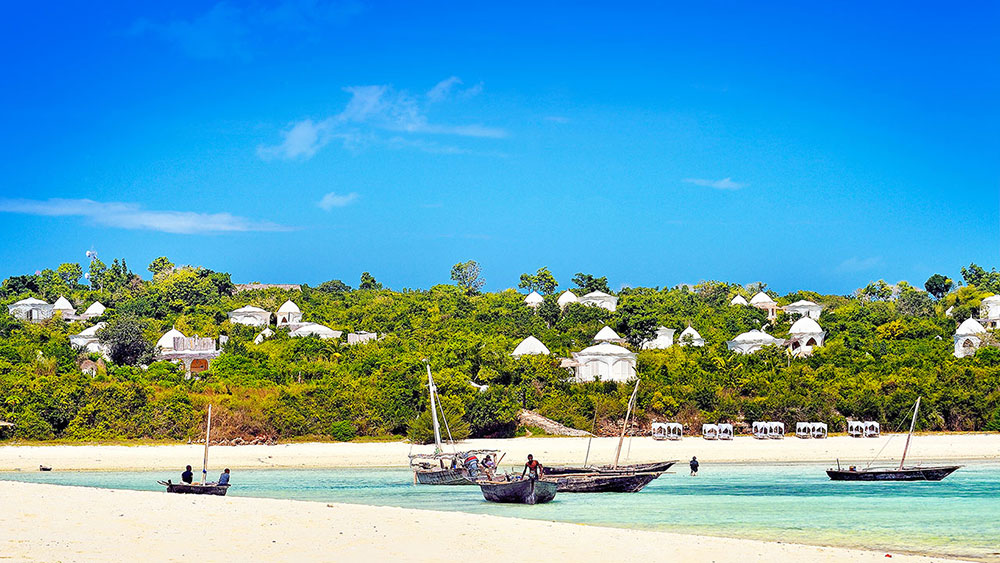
[521,454,542,480]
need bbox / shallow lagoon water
[4,462,998,560]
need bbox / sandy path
[0,481,971,562]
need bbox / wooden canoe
[826,466,960,481]
[158,480,230,496]
[480,478,557,504]
[551,471,662,493]
[543,460,676,476]
[413,468,477,485]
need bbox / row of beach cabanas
[652,420,881,440]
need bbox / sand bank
[0,481,970,562]
[0,433,996,472]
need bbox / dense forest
[1,256,999,443]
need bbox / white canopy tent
[652,422,683,441]
[717,423,734,440]
[795,422,813,438]
[752,421,769,439]
[811,422,828,439]
[768,421,785,439]
[864,421,880,438]
[701,424,719,440]
[847,420,865,438]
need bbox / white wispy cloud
[836,256,883,273]
[683,177,746,190]
[318,192,359,210]
[0,198,288,234]
[258,78,504,160]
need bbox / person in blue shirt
[217,468,231,486]
[181,465,193,484]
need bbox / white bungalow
[7,298,53,323]
[158,335,223,377]
[70,322,107,355]
[570,342,637,382]
[677,326,705,347]
[593,326,625,343]
[578,290,618,312]
[749,292,778,320]
[81,301,106,320]
[730,294,749,306]
[954,318,987,358]
[727,329,785,354]
[290,323,341,340]
[981,295,1000,329]
[524,291,544,309]
[156,328,186,352]
[718,423,734,440]
[557,290,578,309]
[642,326,676,350]
[945,306,954,317]
[253,327,274,345]
[783,299,823,320]
[847,420,865,438]
[228,305,270,327]
[652,422,683,440]
[701,424,719,440]
[276,300,303,327]
[347,331,378,345]
[511,336,550,357]
[787,317,826,357]
[52,296,75,318]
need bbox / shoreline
[0,480,974,562]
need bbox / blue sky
[1,2,997,294]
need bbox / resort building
[980,295,1000,329]
[511,336,550,357]
[578,290,618,312]
[347,331,378,345]
[156,328,187,352]
[227,305,271,327]
[730,294,749,306]
[253,327,274,345]
[570,342,637,382]
[749,292,778,320]
[783,299,823,320]
[289,323,341,340]
[677,326,705,347]
[158,335,224,377]
[787,317,826,357]
[727,329,785,355]
[642,326,676,350]
[593,326,625,343]
[52,296,75,319]
[524,291,544,309]
[81,301,106,320]
[7,298,53,323]
[557,290,578,309]
[276,300,303,328]
[954,318,988,358]
[70,323,107,355]
[234,283,302,292]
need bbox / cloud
[836,256,883,273]
[0,198,288,234]
[318,192,359,210]
[682,177,746,190]
[259,78,505,160]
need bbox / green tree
[518,267,558,295]
[87,258,107,290]
[147,256,175,277]
[924,274,953,299]
[961,263,1000,293]
[97,315,155,366]
[316,279,352,293]
[857,280,892,302]
[56,263,84,286]
[450,260,485,295]
[572,273,611,294]
[359,272,383,291]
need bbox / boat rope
[864,404,915,469]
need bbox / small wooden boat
[38,465,52,472]
[551,471,662,493]
[157,480,230,495]
[542,460,676,476]
[480,478,557,504]
[412,466,476,485]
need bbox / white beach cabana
[795,422,812,439]
[768,421,785,439]
[81,301,106,320]
[811,422,828,439]
[557,290,578,309]
[864,421,880,438]
[290,323,341,340]
[847,420,865,438]
[752,421,769,439]
[652,422,683,441]
[718,423,734,440]
[511,336,550,357]
[578,290,618,312]
[276,300,303,327]
[701,424,719,440]
[570,342,637,382]
[727,329,785,355]
[953,318,987,358]
[253,327,274,345]
[52,296,75,318]
[524,291,544,309]
[749,291,778,320]
[7,297,53,323]
[642,326,676,350]
[677,326,705,347]
[228,305,270,327]
[593,326,625,343]
[783,299,823,320]
[787,317,827,357]
[730,294,749,306]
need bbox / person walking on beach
[689,456,699,476]
[181,465,194,484]
[521,454,542,480]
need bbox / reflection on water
[3,462,999,560]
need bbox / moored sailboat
[158,404,230,496]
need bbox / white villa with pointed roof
[981,295,1000,330]
[954,318,988,358]
[7,297,53,323]
[642,326,676,349]
[70,322,107,355]
[593,326,624,343]
[52,296,75,318]
[228,305,271,327]
[677,326,705,346]
[787,317,826,356]
[511,336,550,357]
[276,300,303,327]
[784,299,823,320]
[578,290,617,312]
[557,290,578,309]
[524,291,544,309]
[730,294,749,306]
[749,292,778,320]
[571,342,636,382]
[727,329,785,354]
[290,323,341,339]
[81,301,106,320]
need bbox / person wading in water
[689,456,699,476]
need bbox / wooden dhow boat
[480,478,557,504]
[827,397,961,482]
[159,405,229,496]
[542,460,676,476]
[549,471,663,493]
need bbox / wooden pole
[582,407,599,467]
[613,380,640,469]
[899,396,921,470]
[425,362,443,454]
[202,404,212,485]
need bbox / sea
[3,462,998,561]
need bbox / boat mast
[202,404,212,485]
[425,361,443,454]
[613,380,640,469]
[899,396,921,470]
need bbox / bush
[407,406,470,444]
[329,420,357,441]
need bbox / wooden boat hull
[543,460,676,476]
[480,479,557,504]
[826,466,960,481]
[160,481,230,495]
[553,471,662,493]
[414,469,476,485]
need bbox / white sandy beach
[0,480,972,562]
[0,433,996,472]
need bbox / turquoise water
[3,463,999,561]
